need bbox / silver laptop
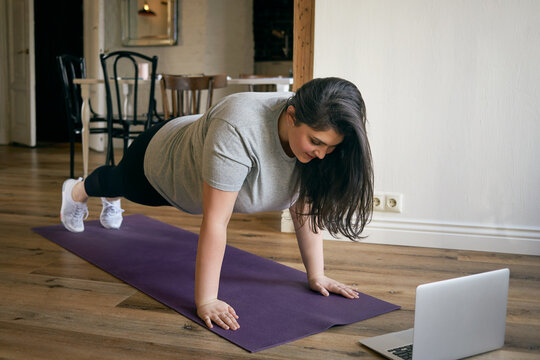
[360,268,509,360]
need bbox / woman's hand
[197,299,240,330]
[309,275,359,299]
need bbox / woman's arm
[195,181,240,330]
[289,202,359,299]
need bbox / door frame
[4,0,36,146]
[293,0,315,90]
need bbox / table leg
[281,209,294,233]
[80,85,90,178]
[276,84,291,92]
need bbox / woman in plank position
[60,77,373,331]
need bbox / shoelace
[103,204,124,216]
[72,204,89,224]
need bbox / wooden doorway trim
[293,0,314,91]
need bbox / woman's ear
[287,105,295,116]
[287,105,296,126]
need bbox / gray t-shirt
[143,92,298,214]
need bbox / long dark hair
[289,77,373,240]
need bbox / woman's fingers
[331,282,359,299]
[211,314,229,330]
[312,277,360,299]
[223,311,240,330]
[330,282,356,298]
[203,316,213,329]
[211,312,240,330]
[341,286,360,299]
[228,305,239,319]
[197,300,240,331]
[312,281,330,296]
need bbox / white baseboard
[280,210,540,255]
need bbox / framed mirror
[122,0,178,46]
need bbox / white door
[7,0,35,146]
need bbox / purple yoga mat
[33,214,399,352]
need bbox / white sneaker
[60,178,89,233]
[100,198,124,229]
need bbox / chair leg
[123,137,128,156]
[110,144,116,167]
[123,125,129,157]
[69,133,75,179]
[105,134,113,167]
[106,117,115,166]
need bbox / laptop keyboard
[388,344,413,360]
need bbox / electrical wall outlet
[385,193,403,213]
[373,193,385,211]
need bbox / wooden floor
[0,143,539,360]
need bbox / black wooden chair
[99,51,159,164]
[57,54,111,178]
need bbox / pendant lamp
[138,1,156,16]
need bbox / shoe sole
[100,221,122,230]
[100,213,123,230]
[60,179,84,233]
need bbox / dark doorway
[253,0,293,63]
[35,0,83,142]
[252,0,293,79]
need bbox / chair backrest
[160,74,228,119]
[56,54,87,127]
[99,51,159,128]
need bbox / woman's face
[286,107,344,164]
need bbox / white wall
[103,0,254,101]
[312,0,540,254]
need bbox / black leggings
[84,121,171,206]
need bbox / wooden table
[227,77,293,92]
